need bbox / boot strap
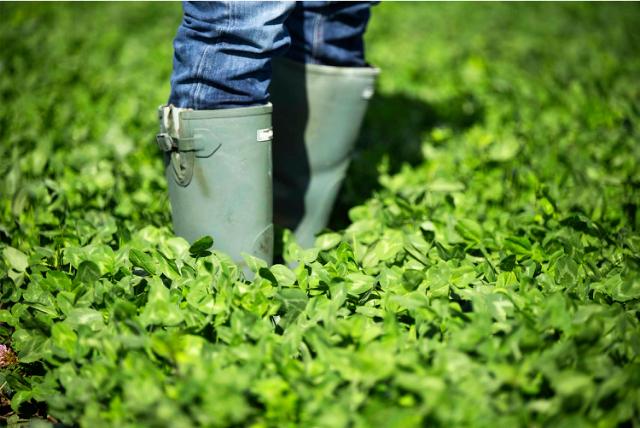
[156,105,220,187]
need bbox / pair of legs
[169,1,374,109]
[160,1,377,269]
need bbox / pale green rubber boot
[270,58,379,248]
[156,104,274,267]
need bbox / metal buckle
[156,133,176,152]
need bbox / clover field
[1,3,639,427]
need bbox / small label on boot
[257,128,273,142]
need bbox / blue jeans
[168,1,374,110]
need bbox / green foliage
[1,3,639,427]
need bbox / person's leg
[284,1,373,67]
[169,1,295,110]
[271,1,378,249]
[159,1,294,272]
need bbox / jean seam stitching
[190,43,212,110]
[312,15,323,63]
[191,2,235,110]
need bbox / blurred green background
[0,2,640,241]
[1,3,638,239]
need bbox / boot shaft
[158,104,274,267]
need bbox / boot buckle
[156,133,177,152]
[156,132,211,155]
[157,106,221,188]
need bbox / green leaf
[554,255,579,285]
[420,221,436,242]
[258,267,278,285]
[139,277,184,327]
[129,249,157,275]
[44,271,74,292]
[10,390,34,412]
[189,236,214,257]
[243,253,269,273]
[499,254,516,272]
[65,308,104,331]
[270,264,296,287]
[503,236,532,255]
[591,274,640,302]
[455,219,483,243]
[185,275,216,315]
[277,288,308,326]
[487,137,520,161]
[51,323,78,357]
[402,269,423,291]
[552,371,594,398]
[76,260,101,283]
[12,328,50,363]
[345,273,376,296]
[3,246,28,272]
[315,233,342,251]
[373,236,404,261]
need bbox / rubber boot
[270,58,379,248]
[156,104,274,268]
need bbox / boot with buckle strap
[157,104,274,270]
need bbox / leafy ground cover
[1,3,639,427]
